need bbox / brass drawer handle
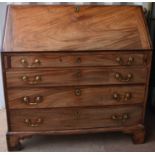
[116,56,134,65]
[20,58,28,66]
[115,73,133,82]
[75,88,81,96]
[112,93,121,101]
[21,75,28,81]
[22,96,43,105]
[111,113,129,121]
[20,58,41,67]
[112,92,132,101]
[21,75,42,84]
[34,59,40,64]
[35,75,41,81]
[75,6,80,13]
[116,57,122,65]
[24,118,43,127]
[124,92,132,101]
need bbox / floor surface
[1,108,155,152]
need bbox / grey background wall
[0,2,152,109]
[0,3,7,109]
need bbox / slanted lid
[3,5,152,52]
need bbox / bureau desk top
[3,5,151,52]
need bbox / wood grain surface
[7,85,145,109]
[9,52,146,68]
[6,67,147,87]
[3,5,151,52]
[9,105,142,132]
[2,5,152,150]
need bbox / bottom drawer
[10,106,142,132]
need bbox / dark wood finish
[7,86,145,109]
[132,126,145,144]
[6,134,22,151]
[2,5,152,151]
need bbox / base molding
[6,124,145,151]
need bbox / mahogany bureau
[2,5,152,151]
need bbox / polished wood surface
[10,52,146,68]
[2,5,152,151]
[7,86,145,109]
[10,106,142,131]
[3,5,151,52]
[6,68,147,87]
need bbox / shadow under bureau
[2,5,152,151]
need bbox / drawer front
[10,106,142,132]
[8,86,145,109]
[6,68,147,87]
[10,53,146,68]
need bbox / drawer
[7,86,145,109]
[9,53,146,68]
[10,106,142,132]
[6,68,147,87]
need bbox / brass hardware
[123,113,129,120]
[124,92,132,101]
[113,93,120,101]
[112,92,132,102]
[116,56,134,65]
[21,58,26,64]
[35,75,41,81]
[20,58,28,66]
[127,73,132,79]
[20,58,41,67]
[115,73,133,82]
[31,58,41,66]
[34,59,40,64]
[23,96,29,103]
[75,88,81,96]
[24,118,43,127]
[21,75,28,81]
[22,96,43,105]
[35,96,42,103]
[111,113,129,121]
[128,56,134,65]
[76,57,81,63]
[116,57,122,64]
[75,6,80,13]
[21,75,42,84]
[115,73,120,79]
[111,115,117,120]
